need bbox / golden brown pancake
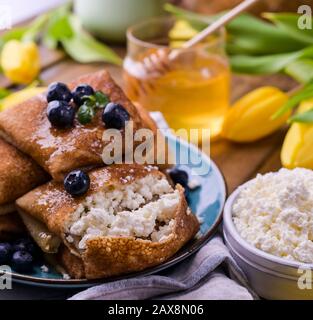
[16,164,199,279]
[0,70,162,181]
[0,137,48,213]
[19,210,61,253]
[57,245,86,279]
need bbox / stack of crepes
[0,70,199,279]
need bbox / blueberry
[13,238,39,257]
[72,84,95,106]
[102,103,130,129]
[64,170,90,196]
[169,168,189,189]
[47,100,75,129]
[47,82,72,103]
[11,251,33,273]
[0,243,12,264]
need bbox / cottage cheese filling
[66,175,179,249]
[233,168,313,263]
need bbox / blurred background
[0,0,65,24]
[3,0,312,26]
[179,0,313,14]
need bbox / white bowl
[223,181,313,300]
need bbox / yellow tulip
[221,86,289,142]
[281,98,313,169]
[169,20,198,48]
[169,20,198,40]
[0,86,46,111]
[1,40,40,84]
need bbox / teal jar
[74,0,167,43]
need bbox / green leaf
[94,91,109,108]
[77,103,95,124]
[272,82,313,119]
[48,15,73,39]
[42,5,73,49]
[61,16,122,65]
[285,59,313,83]
[290,109,313,123]
[22,14,49,42]
[165,5,306,56]
[81,95,96,104]
[164,3,211,30]
[231,46,313,74]
[264,13,313,45]
[227,14,306,55]
[0,88,11,100]
[77,91,110,123]
[0,26,28,50]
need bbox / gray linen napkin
[70,235,254,300]
[70,113,255,300]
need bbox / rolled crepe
[0,70,163,181]
[19,211,61,253]
[0,138,48,215]
[16,164,199,279]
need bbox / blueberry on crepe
[64,170,90,196]
[47,100,75,129]
[102,102,130,129]
[72,84,94,106]
[47,82,72,103]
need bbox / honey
[125,17,230,142]
[124,52,230,141]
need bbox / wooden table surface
[2,45,297,194]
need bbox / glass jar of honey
[123,17,230,142]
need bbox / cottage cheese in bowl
[233,168,313,264]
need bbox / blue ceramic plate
[5,133,226,288]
